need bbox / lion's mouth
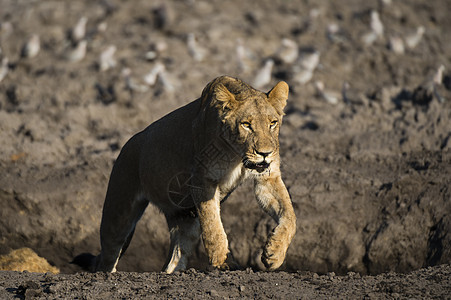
[244,160,270,173]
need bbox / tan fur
[86,76,296,273]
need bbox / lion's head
[200,76,288,175]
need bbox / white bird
[362,11,384,46]
[143,62,166,86]
[291,50,320,85]
[292,68,313,85]
[142,63,175,93]
[314,81,339,104]
[362,32,377,46]
[253,59,274,89]
[275,38,298,64]
[298,50,320,71]
[236,38,253,72]
[370,11,384,37]
[66,40,87,62]
[236,39,246,69]
[21,34,40,58]
[405,26,425,49]
[433,64,445,85]
[156,70,175,93]
[71,17,88,42]
[413,65,446,104]
[122,68,149,93]
[0,57,9,83]
[388,36,405,54]
[433,65,446,103]
[99,45,116,71]
[187,33,207,62]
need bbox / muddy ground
[0,0,450,298]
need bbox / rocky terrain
[0,0,450,298]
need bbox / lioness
[73,76,296,273]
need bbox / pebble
[209,289,219,297]
[145,51,157,61]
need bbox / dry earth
[1,265,450,299]
[0,0,450,298]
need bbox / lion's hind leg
[163,214,201,273]
[96,194,148,272]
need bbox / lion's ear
[267,81,289,115]
[214,83,238,110]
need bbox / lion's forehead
[236,97,279,122]
[233,88,266,100]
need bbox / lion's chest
[218,163,247,195]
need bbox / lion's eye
[270,120,278,128]
[241,122,252,130]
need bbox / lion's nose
[255,150,273,158]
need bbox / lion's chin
[244,160,270,173]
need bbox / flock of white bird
[0,6,446,103]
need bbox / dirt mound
[0,248,59,274]
[0,0,450,285]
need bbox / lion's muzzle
[243,159,271,173]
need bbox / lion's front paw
[261,240,286,271]
[210,253,241,271]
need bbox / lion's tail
[71,253,97,272]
